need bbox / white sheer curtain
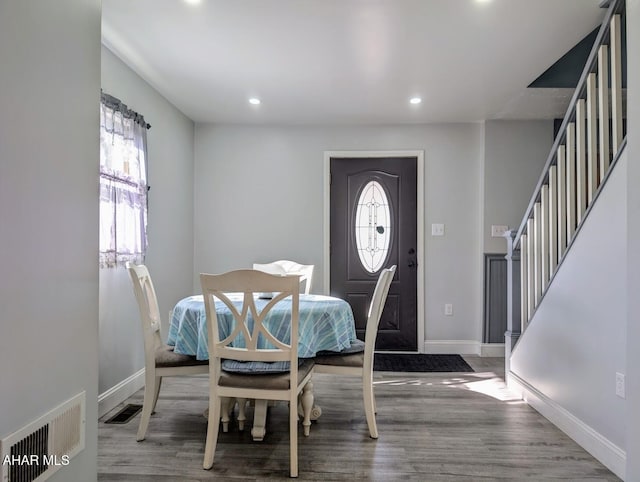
[99,93,149,268]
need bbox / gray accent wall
[99,46,195,394]
[193,124,485,345]
[483,254,507,344]
[483,120,553,254]
[193,122,554,348]
[0,2,101,481]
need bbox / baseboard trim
[98,368,145,418]
[509,371,626,480]
[423,340,480,355]
[480,343,505,357]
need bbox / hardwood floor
[98,357,620,481]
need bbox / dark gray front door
[330,157,417,351]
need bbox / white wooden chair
[200,269,315,477]
[253,260,314,295]
[126,263,208,442]
[313,265,396,439]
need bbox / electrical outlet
[444,303,453,316]
[616,372,625,398]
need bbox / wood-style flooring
[98,357,620,481]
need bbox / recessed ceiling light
[249,98,261,105]
[409,97,422,105]
[183,0,202,5]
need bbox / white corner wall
[483,120,553,253]
[510,151,628,478]
[625,1,640,480]
[194,123,484,348]
[0,2,101,481]
[99,46,195,406]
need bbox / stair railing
[504,0,627,363]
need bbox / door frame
[323,150,425,353]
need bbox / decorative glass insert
[355,180,391,273]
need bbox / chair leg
[300,381,314,436]
[237,398,248,431]
[151,376,162,414]
[363,372,378,439]
[137,371,157,442]
[289,396,298,478]
[203,396,221,470]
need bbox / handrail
[514,0,626,248]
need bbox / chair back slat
[253,259,314,294]
[200,270,300,365]
[127,263,164,355]
[364,265,397,361]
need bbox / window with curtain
[99,92,150,268]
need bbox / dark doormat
[104,404,143,424]
[373,354,474,372]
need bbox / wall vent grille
[1,392,85,482]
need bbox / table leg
[251,400,268,441]
[237,398,248,431]
[300,381,314,436]
[310,404,322,420]
[297,383,322,421]
[251,391,321,441]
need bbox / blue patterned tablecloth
[167,294,357,360]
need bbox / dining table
[167,293,357,440]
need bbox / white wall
[483,120,553,253]
[194,123,484,347]
[99,46,195,395]
[625,1,640,480]
[0,2,101,481]
[510,152,628,476]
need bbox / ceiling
[102,0,605,125]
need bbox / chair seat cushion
[221,359,303,374]
[314,351,365,368]
[155,345,208,368]
[219,359,315,390]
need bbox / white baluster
[598,44,610,180]
[610,14,623,156]
[576,99,587,223]
[565,122,577,244]
[586,73,598,204]
[557,144,567,261]
[527,218,535,316]
[533,203,542,306]
[520,233,528,331]
[548,165,558,275]
[540,186,550,290]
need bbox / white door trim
[323,150,425,353]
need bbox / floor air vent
[1,392,85,482]
[103,404,142,424]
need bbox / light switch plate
[432,223,445,236]
[491,225,509,237]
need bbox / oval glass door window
[355,180,391,273]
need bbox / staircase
[503,0,628,478]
